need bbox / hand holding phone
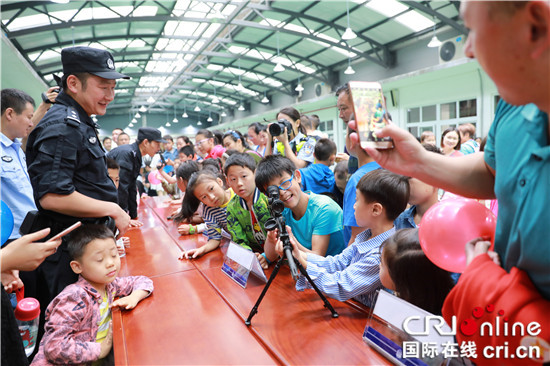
[50,221,82,242]
[348,81,393,149]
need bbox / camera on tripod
[269,119,293,139]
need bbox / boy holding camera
[255,155,345,257]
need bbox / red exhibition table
[112,196,390,365]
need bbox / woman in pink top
[440,127,464,157]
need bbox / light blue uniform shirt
[485,100,550,299]
[1,133,37,239]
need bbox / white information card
[221,241,268,288]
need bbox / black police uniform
[24,90,119,297]
[107,142,142,219]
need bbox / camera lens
[269,122,283,137]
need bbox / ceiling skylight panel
[110,6,133,17]
[101,40,133,50]
[128,40,146,48]
[136,87,158,93]
[330,46,357,58]
[166,39,185,51]
[7,14,50,31]
[191,2,211,13]
[272,56,292,67]
[192,78,207,83]
[176,22,199,37]
[366,0,408,18]
[203,24,221,38]
[155,39,170,51]
[246,49,269,60]
[263,78,283,87]
[221,98,237,105]
[395,11,434,32]
[193,23,209,36]
[132,6,158,17]
[226,67,245,76]
[222,5,237,16]
[244,72,262,81]
[228,46,247,54]
[283,23,309,35]
[207,64,224,71]
[164,21,179,36]
[209,80,225,87]
[31,50,61,62]
[259,19,283,28]
[49,9,78,22]
[295,64,316,74]
[190,41,205,51]
[172,62,186,73]
[115,89,129,94]
[174,0,191,11]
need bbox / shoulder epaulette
[65,107,81,127]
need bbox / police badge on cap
[61,46,130,80]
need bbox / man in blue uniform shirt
[24,46,131,303]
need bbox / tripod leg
[245,257,284,325]
[295,261,339,318]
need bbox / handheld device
[348,81,393,149]
[50,221,82,241]
[158,152,166,165]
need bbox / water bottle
[14,287,40,357]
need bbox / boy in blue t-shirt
[298,138,336,195]
[255,155,345,257]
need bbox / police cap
[62,46,130,80]
[138,127,167,143]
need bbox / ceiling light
[427,17,441,48]
[194,105,201,112]
[207,116,213,122]
[427,35,442,48]
[238,103,245,111]
[342,27,357,41]
[182,111,188,118]
[274,32,285,72]
[131,118,137,123]
[212,96,219,104]
[139,105,147,113]
[261,91,269,104]
[273,62,285,72]
[172,117,178,123]
[295,77,304,92]
[342,0,357,41]
[147,96,155,103]
[197,120,202,126]
[135,112,141,118]
[166,122,171,127]
[344,57,355,75]
[221,111,227,117]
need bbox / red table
[113,196,390,365]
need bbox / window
[407,107,420,123]
[440,102,456,120]
[422,105,436,121]
[459,99,476,117]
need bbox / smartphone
[158,152,166,165]
[348,81,393,149]
[50,221,82,241]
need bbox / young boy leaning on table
[31,224,153,366]
[273,169,409,307]
[224,153,278,269]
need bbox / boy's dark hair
[224,152,256,176]
[67,224,115,260]
[310,114,321,129]
[1,88,35,115]
[175,160,200,181]
[356,169,409,221]
[421,143,443,154]
[314,138,337,162]
[334,160,348,180]
[179,145,194,157]
[300,114,313,130]
[106,158,119,170]
[163,134,173,143]
[201,158,222,174]
[255,155,295,194]
[382,228,455,315]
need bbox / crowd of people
[1,1,549,365]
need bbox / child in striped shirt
[177,169,234,259]
[276,169,409,307]
[32,225,153,366]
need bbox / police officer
[108,127,166,221]
[24,46,131,306]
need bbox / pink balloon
[148,171,161,185]
[418,198,497,273]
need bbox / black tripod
[245,186,338,325]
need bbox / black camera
[269,118,293,138]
